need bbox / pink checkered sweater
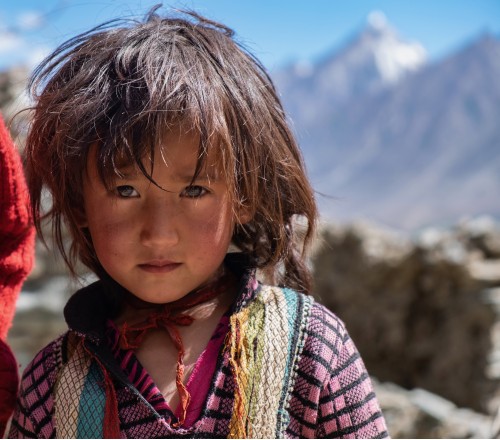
[9,257,389,438]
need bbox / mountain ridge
[273,22,500,230]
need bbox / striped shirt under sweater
[9,260,389,438]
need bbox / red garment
[0,340,19,435]
[0,115,34,339]
[0,114,35,437]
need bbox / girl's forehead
[110,131,223,180]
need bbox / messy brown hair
[26,6,318,293]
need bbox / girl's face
[82,129,248,304]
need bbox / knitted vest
[54,285,313,438]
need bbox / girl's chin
[120,287,188,309]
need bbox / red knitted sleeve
[0,114,35,437]
[0,115,35,341]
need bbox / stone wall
[312,217,500,418]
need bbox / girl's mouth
[138,261,181,274]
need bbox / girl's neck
[114,270,237,325]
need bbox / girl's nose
[140,199,179,247]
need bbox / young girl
[9,7,388,439]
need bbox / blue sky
[0,0,499,71]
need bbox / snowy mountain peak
[358,12,427,84]
[274,14,429,127]
[372,32,427,83]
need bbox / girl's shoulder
[10,334,68,438]
[257,284,349,343]
[306,294,351,347]
[255,285,351,378]
[257,284,359,377]
[257,291,389,438]
[18,332,68,398]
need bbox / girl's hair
[26,6,318,293]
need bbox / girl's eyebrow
[116,166,140,179]
[176,171,219,184]
[174,163,221,183]
[115,165,220,182]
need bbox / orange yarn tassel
[227,310,251,438]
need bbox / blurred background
[1,1,499,437]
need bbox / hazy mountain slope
[274,25,500,230]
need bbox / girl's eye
[181,185,208,198]
[115,185,139,198]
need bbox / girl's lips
[138,261,181,274]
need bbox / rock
[374,380,493,438]
[469,260,500,285]
[459,216,500,259]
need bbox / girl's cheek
[89,209,135,242]
[193,207,234,243]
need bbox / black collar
[64,253,258,340]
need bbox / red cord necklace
[117,272,234,427]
